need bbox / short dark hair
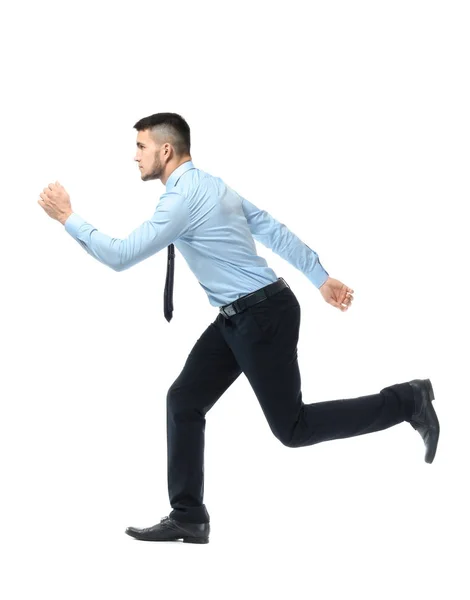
[133,112,191,157]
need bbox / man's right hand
[319,277,354,312]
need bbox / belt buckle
[221,303,236,318]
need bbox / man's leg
[167,319,242,523]
[220,286,415,448]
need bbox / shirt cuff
[306,262,329,288]
[64,212,87,237]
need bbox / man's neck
[162,156,192,185]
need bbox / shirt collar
[165,160,195,191]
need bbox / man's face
[134,129,167,181]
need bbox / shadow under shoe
[125,516,210,544]
[408,378,440,464]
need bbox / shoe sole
[422,378,439,464]
[183,536,209,544]
[125,531,209,544]
[423,378,435,402]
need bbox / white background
[1,0,469,598]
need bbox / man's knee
[279,435,301,448]
[167,383,206,422]
[273,426,300,448]
[166,383,185,418]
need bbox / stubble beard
[142,156,163,181]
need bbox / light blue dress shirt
[64,160,329,307]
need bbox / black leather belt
[219,277,289,318]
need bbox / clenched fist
[319,277,354,312]
[38,181,73,225]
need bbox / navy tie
[163,165,195,321]
[164,243,175,322]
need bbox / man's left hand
[319,277,354,312]
[38,181,73,225]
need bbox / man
[38,112,439,545]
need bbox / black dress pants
[166,280,415,524]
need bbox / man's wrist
[59,211,73,225]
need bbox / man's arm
[63,190,191,271]
[241,195,329,288]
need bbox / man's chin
[141,172,159,182]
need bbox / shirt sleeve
[64,190,191,271]
[241,196,329,288]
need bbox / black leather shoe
[408,378,439,464]
[125,516,210,544]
